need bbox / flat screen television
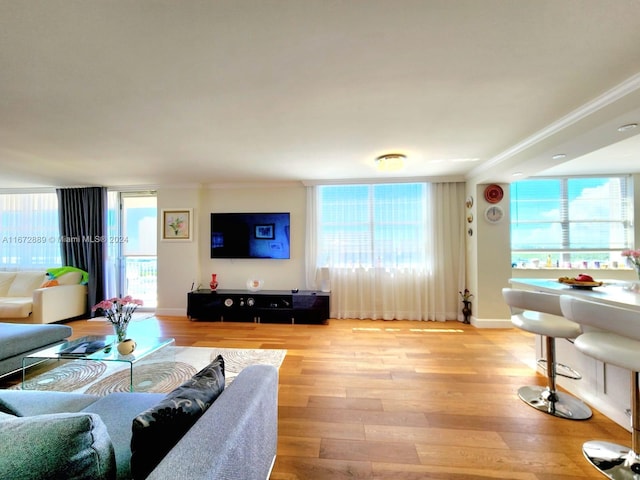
[210,212,290,259]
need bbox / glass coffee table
[22,335,175,392]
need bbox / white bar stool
[502,288,592,420]
[560,295,640,479]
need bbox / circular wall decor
[484,205,505,224]
[484,184,504,204]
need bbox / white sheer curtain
[305,182,466,321]
[0,191,62,270]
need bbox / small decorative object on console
[91,296,144,342]
[247,279,263,292]
[117,338,137,355]
[210,273,218,291]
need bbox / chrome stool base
[582,440,640,479]
[518,385,592,420]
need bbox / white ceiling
[1,0,640,189]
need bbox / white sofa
[0,270,87,324]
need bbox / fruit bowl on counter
[558,274,603,289]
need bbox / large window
[317,183,427,269]
[510,176,633,268]
[0,192,62,269]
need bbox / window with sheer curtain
[317,183,428,269]
[308,182,466,321]
[0,192,62,269]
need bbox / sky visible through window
[511,176,632,267]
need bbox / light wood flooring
[4,316,631,479]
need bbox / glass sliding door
[107,191,157,309]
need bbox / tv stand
[187,289,330,324]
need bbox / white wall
[156,186,202,315]
[199,184,306,291]
[156,183,306,315]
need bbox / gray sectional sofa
[0,364,278,480]
[0,322,72,377]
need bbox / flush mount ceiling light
[375,153,406,172]
[617,123,638,132]
[552,153,567,160]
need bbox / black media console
[187,289,330,324]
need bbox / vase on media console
[210,274,219,291]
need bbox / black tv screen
[210,212,290,259]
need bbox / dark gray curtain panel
[56,186,107,313]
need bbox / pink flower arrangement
[622,249,640,270]
[92,296,144,334]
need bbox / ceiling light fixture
[552,153,567,160]
[617,123,638,132]
[375,153,406,172]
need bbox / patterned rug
[14,347,286,396]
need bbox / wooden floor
[6,316,631,479]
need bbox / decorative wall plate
[484,184,504,204]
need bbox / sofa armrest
[147,364,279,480]
[32,284,87,323]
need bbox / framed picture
[161,208,193,241]
[254,223,275,239]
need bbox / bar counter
[508,278,640,430]
[510,278,640,311]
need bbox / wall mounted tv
[210,212,290,259]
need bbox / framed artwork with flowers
[161,208,193,241]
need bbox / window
[510,176,633,268]
[106,191,157,308]
[317,183,427,269]
[0,192,62,269]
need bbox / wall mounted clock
[484,184,504,204]
[484,205,504,224]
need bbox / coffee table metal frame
[22,334,175,392]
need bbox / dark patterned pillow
[130,355,225,479]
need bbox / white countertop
[509,278,640,311]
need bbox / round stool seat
[502,288,592,421]
[576,332,640,373]
[513,310,582,339]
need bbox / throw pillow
[130,355,225,479]
[0,412,116,480]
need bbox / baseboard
[154,308,187,316]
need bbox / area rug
[14,347,286,396]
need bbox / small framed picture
[254,223,275,239]
[161,208,193,241]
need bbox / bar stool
[560,295,640,479]
[502,288,592,420]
